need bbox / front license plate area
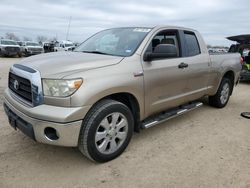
[8,113,17,130]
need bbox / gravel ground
[0,57,250,188]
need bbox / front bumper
[1,49,20,56]
[3,89,91,147]
[26,50,43,55]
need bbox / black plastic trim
[13,64,37,73]
[4,103,35,140]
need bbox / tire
[209,78,232,108]
[78,99,134,162]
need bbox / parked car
[228,34,250,81]
[21,41,44,56]
[54,40,75,51]
[43,42,55,53]
[3,26,242,162]
[0,39,22,57]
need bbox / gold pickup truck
[3,26,242,162]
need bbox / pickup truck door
[142,29,191,117]
[180,31,210,101]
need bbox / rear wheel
[78,99,134,162]
[209,78,232,108]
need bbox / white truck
[21,41,44,56]
[0,39,22,57]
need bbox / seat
[161,38,175,45]
[152,39,160,52]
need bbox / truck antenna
[66,16,72,41]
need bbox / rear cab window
[184,31,201,56]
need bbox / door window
[184,32,201,56]
[146,30,181,57]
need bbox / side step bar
[141,101,203,129]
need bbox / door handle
[178,62,189,69]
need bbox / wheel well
[102,93,141,132]
[223,71,235,95]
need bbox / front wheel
[78,99,134,162]
[209,78,232,108]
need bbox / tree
[36,35,47,43]
[49,36,58,43]
[23,36,32,41]
[5,32,20,41]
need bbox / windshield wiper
[82,50,111,55]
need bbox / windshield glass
[65,43,73,47]
[75,27,151,57]
[26,42,40,46]
[1,40,18,45]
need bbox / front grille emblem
[13,80,19,90]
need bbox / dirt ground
[0,57,249,188]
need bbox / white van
[54,41,75,51]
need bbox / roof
[227,35,250,43]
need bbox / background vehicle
[54,40,75,51]
[0,39,22,57]
[21,41,44,56]
[228,34,250,80]
[4,26,242,162]
[42,42,55,53]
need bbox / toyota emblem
[13,80,19,90]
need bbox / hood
[19,51,124,78]
[227,35,250,44]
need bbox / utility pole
[66,16,72,41]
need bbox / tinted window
[184,32,200,56]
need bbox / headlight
[42,79,83,97]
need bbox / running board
[141,101,203,129]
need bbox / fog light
[44,127,59,141]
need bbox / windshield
[26,42,40,46]
[75,27,151,57]
[65,43,73,47]
[1,40,18,45]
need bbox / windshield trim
[74,27,152,57]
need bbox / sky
[0,0,249,46]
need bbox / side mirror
[143,44,178,61]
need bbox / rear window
[184,32,200,56]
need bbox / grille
[5,47,20,52]
[9,72,32,103]
[29,48,42,52]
